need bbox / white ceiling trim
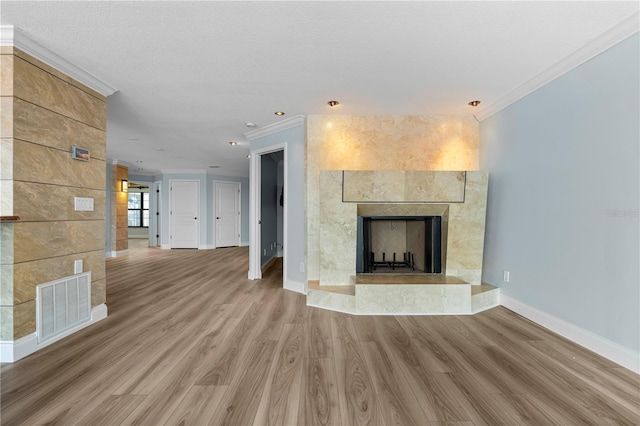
[476,11,639,121]
[0,25,117,97]
[206,169,249,178]
[160,169,207,175]
[244,115,306,141]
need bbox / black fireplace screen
[357,216,442,274]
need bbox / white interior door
[215,181,240,247]
[170,180,199,248]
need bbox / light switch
[74,259,83,274]
[74,197,94,211]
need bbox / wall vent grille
[37,272,91,343]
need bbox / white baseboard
[115,249,128,257]
[241,241,249,247]
[285,279,306,295]
[500,294,639,374]
[161,244,171,250]
[105,250,116,258]
[0,304,108,363]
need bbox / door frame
[149,181,161,247]
[213,180,241,248]
[249,144,287,283]
[169,179,200,249]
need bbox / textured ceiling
[2,1,638,177]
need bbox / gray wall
[480,34,639,353]
[261,155,279,266]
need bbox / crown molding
[0,25,117,97]
[476,11,639,121]
[160,169,207,175]
[244,114,306,141]
[206,169,249,178]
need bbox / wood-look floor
[1,242,639,425]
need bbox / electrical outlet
[74,259,83,274]
[263,249,267,256]
[503,271,510,282]
[299,262,305,273]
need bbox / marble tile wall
[1,48,107,340]
[306,115,479,281]
[318,171,488,286]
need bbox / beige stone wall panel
[0,54,14,96]
[1,96,14,138]
[0,306,13,340]
[13,299,35,339]
[0,222,14,264]
[13,220,104,263]
[13,181,105,222]
[13,249,105,304]
[0,138,13,180]
[14,49,106,101]
[116,226,129,242]
[12,57,106,130]
[0,180,13,216]
[91,278,106,307]
[0,264,13,305]
[13,140,105,190]
[115,239,128,252]
[12,98,106,159]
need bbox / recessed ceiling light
[246,155,251,158]
[274,111,285,116]
[327,100,339,107]
[468,100,481,107]
[135,160,143,163]
[245,122,257,128]
[229,141,238,146]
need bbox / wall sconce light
[121,179,128,193]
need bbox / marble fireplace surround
[318,170,488,286]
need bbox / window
[128,191,149,227]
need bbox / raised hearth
[307,275,499,315]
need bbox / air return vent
[37,272,91,343]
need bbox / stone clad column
[0,46,107,345]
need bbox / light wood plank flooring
[1,242,639,425]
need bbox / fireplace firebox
[357,216,442,274]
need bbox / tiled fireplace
[308,170,498,314]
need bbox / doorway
[249,144,286,284]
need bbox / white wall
[480,34,639,369]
